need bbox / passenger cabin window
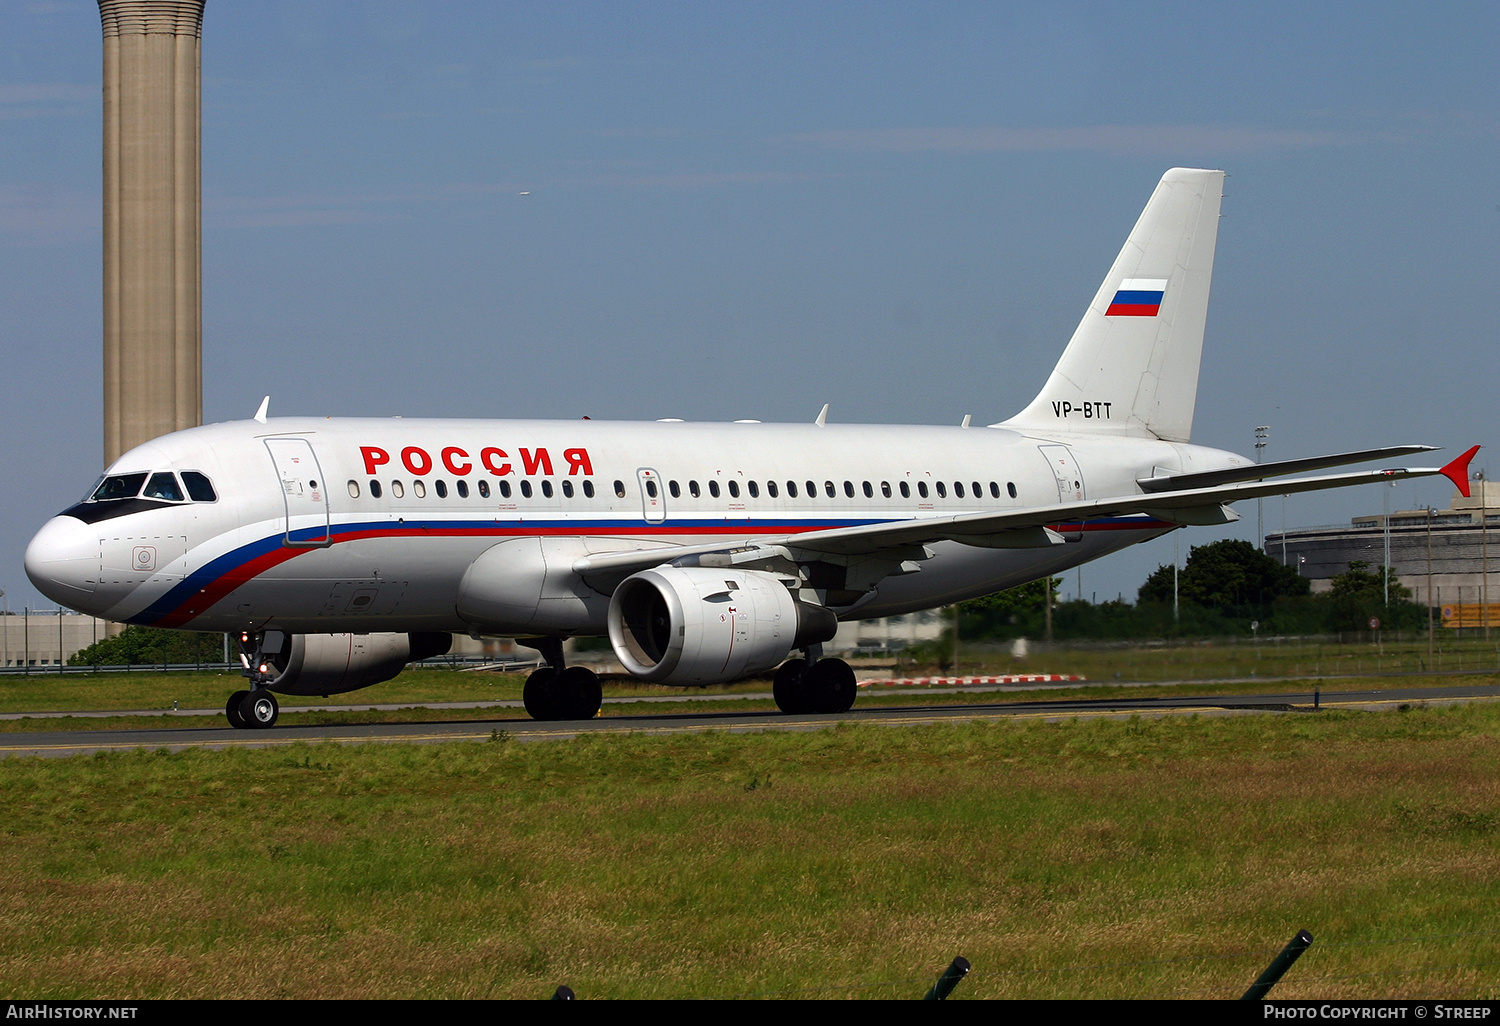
[182,472,217,502]
[728,481,740,498]
[747,481,758,498]
[143,472,184,502]
[862,481,873,498]
[478,480,490,498]
[392,481,405,498]
[990,482,1001,499]
[347,480,360,498]
[614,480,626,498]
[1008,482,1017,498]
[900,482,911,498]
[824,481,835,498]
[843,481,854,498]
[669,481,680,498]
[542,481,554,498]
[413,481,427,498]
[787,481,798,498]
[457,480,470,498]
[936,482,947,498]
[973,482,983,498]
[499,481,511,498]
[881,481,891,498]
[689,481,700,498]
[805,481,816,498]
[709,481,720,498]
[917,482,928,498]
[583,481,595,498]
[563,480,574,498]
[646,480,657,498]
[954,482,964,498]
[767,481,778,498]
[370,480,383,498]
[521,481,533,498]
[435,480,448,498]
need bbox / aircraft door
[636,468,666,524]
[1038,444,1085,541]
[265,437,332,547]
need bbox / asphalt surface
[2,681,1497,758]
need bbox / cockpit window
[181,472,217,502]
[143,472,185,502]
[91,473,147,501]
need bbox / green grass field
[0,702,1497,999]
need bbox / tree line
[70,625,225,667]
[958,539,1428,641]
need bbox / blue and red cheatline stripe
[131,516,883,627]
[130,513,1175,628]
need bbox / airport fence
[4,627,1498,682]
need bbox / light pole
[1254,426,1269,550]
[1384,482,1393,608]
[1427,506,1435,668]
[1173,533,1180,624]
[1480,472,1489,640]
[1281,494,1288,565]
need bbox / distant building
[1265,479,1500,626]
[1,612,111,668]
[834,610,947,654]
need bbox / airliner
[24,168,1474,729]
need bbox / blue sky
[3,1,1498,610]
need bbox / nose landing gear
[224,687,280,729]
[224,632,283,730]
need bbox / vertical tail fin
[999,168,1225,442]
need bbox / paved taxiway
[2,682,1497,758]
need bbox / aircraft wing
[573,446,1476,582]
[1135,444,1436,493]
[785,456,1471,556]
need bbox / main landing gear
[772,646,857,715]
[519,637,603,722]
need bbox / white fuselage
[25,416,1249,635]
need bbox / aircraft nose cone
[25,516,99,608]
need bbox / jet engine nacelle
[607,566,838,685]
[254,631,453,696]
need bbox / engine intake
[251,631,452,696]
[607,566,836,685]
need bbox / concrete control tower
[98,0,205,465]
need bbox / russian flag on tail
[1106,277,1167,316]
